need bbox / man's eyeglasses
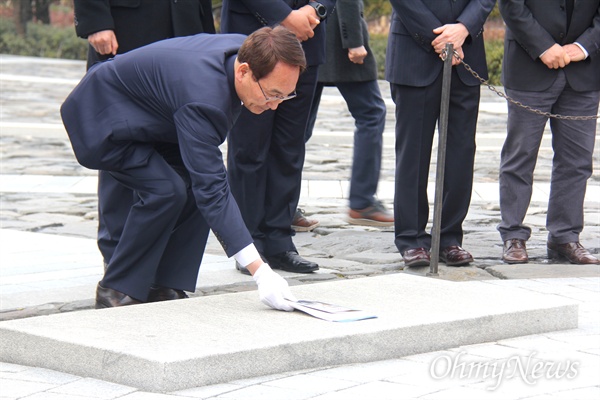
[256,79,297,102]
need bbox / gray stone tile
[305,381,412,400]
[0,378,55,398]
[214,383,315,400]
[47,377,136,399]
[170,383,243,398]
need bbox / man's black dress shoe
[95,284,143,309]
[148,286,189,302]
[235,253,268,275]
[236,261,251,276]
[265,251,319,273]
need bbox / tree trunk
[34,0,52,24]
[14,0,33,36]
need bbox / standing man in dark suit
[386,0,495,267]
[304,0,393,227]
[498,0,600,265]
[221,0,336,275]
[61,27,306,310]
[73,0,215,275]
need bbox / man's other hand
[88,30,119,55]
[540,43,571,69]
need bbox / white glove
[253,263,297,311]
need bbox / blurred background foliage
[0,0,504,85]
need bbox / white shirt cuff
[233,243,261,267]
[574,42,589,59]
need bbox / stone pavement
[0,55,599,399]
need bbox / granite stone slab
[0,274,578,392]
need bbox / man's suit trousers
[498,70,600,244]
[391,68,480,253]
[101,146,209,301]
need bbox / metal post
[427,43,454,277]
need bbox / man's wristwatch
[308,1,327,21]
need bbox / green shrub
[0,17,87,60]
[484,39,504,86]
[369,33,388,80]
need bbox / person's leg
[439,72,479,249]
[390,80,440,254]
[101,147,191,301]
[497,87,558,242]
[262,66,319,256]
[152,144,209,293]
[97,171,134,265]
[337,80,386,210]
[546,81,599,244]
[227,107,275,255]
[304,82,324,144]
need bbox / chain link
[452,51,599,121]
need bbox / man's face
[236,61,300,114]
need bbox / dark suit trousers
[498,70,599,244]
[306,80,386,209]
[390,68,479,253]
[227,66,319,256]
[101,146,208,301]
[97,171,131,263]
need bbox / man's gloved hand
[252,263,297,311]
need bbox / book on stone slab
[286,300,377,322]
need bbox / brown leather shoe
[503,239,528,264]
[148,286,189,302]
[547,242,600,265]
[347,200,394,227]
[403,248,430,267]
[440,246,473,266]
[95,284,143,309]
[291,208,319,232]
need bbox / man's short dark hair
[238,26,307,80]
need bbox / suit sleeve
[234,0,293,25]
[573,4,600,58]
[499,0,558,59]
[174,103,253,257]
[73,0,115,38]
[335,0,364,49]
[456,0,496,43]
[389,0,444,52]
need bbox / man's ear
[238,62,250,77]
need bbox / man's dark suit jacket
[74,0,215,66]
[60,34,252,257]
[318,0,378,83]
[385,0,495,87]
[500,0,600,92]
[221,0,336,66]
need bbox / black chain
[449,50,599,121]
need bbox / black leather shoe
[235,261,251,276]
[235,253,268,275]
[148,286,189,302]
[95,283,143,309]
[265,251,319,273]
